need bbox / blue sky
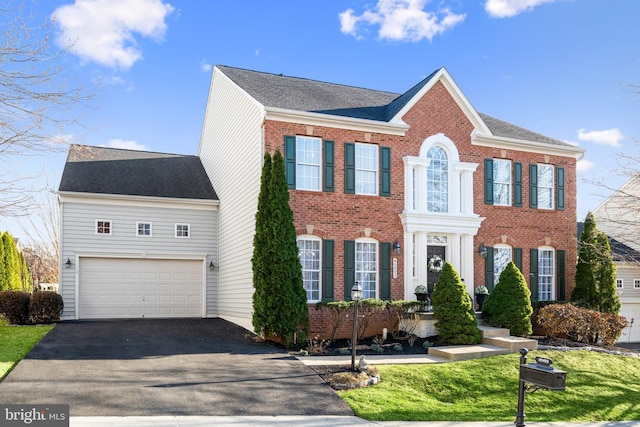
[3,0,640,241]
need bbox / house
[58,145,219,319]
[592,173,640,343]
[58,65,584,337]
[197,65,583,334]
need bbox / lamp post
[351,281,363,371]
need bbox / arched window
[297,235,322,302]
[426,146,448,212]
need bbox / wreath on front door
[428,254,443,273]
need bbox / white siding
[198,67,265,332]
[59,198,218,320]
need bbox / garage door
[79,258,203,319]
[617,302,640,344]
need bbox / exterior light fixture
[479,244,488,258]
[393,240,401,255]
[65,258,72,268]
[209,261,215,270]
[351,281,363,371]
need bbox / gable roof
[217,65,575,149]
[59,145,218,200]
[577,222,640,263]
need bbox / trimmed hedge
[0,291,63,325]
[0,291,31,325]
[29,291,64,324]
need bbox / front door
[426,246,446,294]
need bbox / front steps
[428,323,538,361]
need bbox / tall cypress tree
[0,237,7,291]
[20,252,33,292]
[3,232,21,290]
[252,152,272,335]
[571,212,621,314]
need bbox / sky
[2,0,639,243]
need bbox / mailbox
[520,356,567,390]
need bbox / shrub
[537,303,629,346]
[431,262,482,345]
[482,262,533,337]
[0,291,31,324]
[29,291,64,324]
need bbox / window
[493,245,512,286]
[426,146,448,212]
[617,279,624,289]
[355,143,378,195]
[356,239,378,299]
[295,136,321,191]
[493,159,511,206]
[297,237,321,302]
[538,249,555,301]
[96,220,111,235]
[137,222,152,237]
[635,279,640,289]
[537,164,554,209]
[175,224,190,238]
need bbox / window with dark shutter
[284,136,296,189]
[323,240,334,301]
[344,143,355,194]
[484,159,494,205]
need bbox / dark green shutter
[380,146,391,197]
[514,162,523,207]
[380,242,391,300]
[284,136,296,189]
[344,143,355,194]
[484,247,494,291]
[530,249,539,301]
[514,248,523,272]
[529,164,538,208]
[323,140,334,192]
[484,159,494,205]
[344,240,355,300]
[556,250,565,301]
[322,240,334,301]
[556,167,565,211]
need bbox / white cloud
[485,0,557,18]
[105,139,148,151]
[53,0,175,70]
[577,128,625,147]
[577,158,595,172]
[339,0,466,42]
[200,61,212,73]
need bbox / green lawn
[339,349,640,422]
[0,321,54,381]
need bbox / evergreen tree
[431,262,482,345]
[252,152,272,335]
[19,252,33,292]
[571,212,621,314]
[0,238,7,291]
[3,232,21,290]
[481,262,533,336]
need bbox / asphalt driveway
[0,318,353,417]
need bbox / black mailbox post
[515,349,567,427]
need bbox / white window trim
[136,222,152,237]
[634,279,640,289]
[537,164,555,210]
[356,237,379,300]
[538,246,555,301]
[493,159,512,207]
[297,235,322,303]
[175,223,190,238]
[355,142,378,196]
[296,135,322,192]
[95,219,112,235]
[616,278,624,289]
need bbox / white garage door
[79,258,203,319]
[617,302,640,344]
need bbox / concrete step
[478,324,510,338]
[428,344,511,361]
[483,335,538,351]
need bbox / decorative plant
[428,254,443,273]
[482,262,533,336]
[414,285,428,294]
[475,286,489,295]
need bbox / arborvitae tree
[252,152,272,336]
[571,212,621,314]
[0,239,7,291]
[3,232,22,290]
[251,150,309,345]
[431,262,482,345]
[482,262,533,336]
[19,252,33,292]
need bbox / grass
[0,317,54,381]
[338,349,640,422]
